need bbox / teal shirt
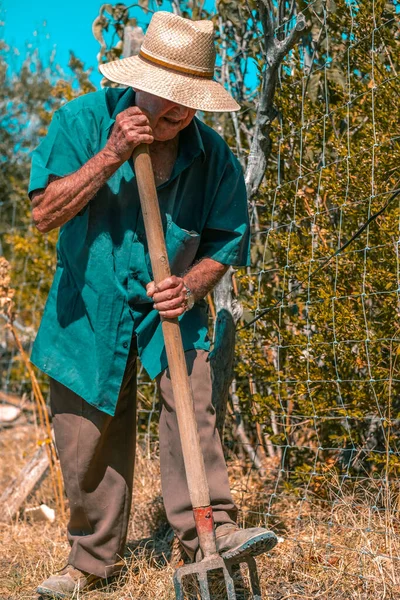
[29,88,250,416]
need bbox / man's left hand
[146,276,187,318]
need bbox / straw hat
[99,11,240,112]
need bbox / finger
[125,114,150,127]
[159,307,186,319]
[146,281,157,297]
[122,124,153,137]
[152,284,184,304]
[133,114,151,125]
[115,108,143,125]
[154,296,185,311]
[120,106,146,118]
[130,126,153,137]
[155,276,182,292]
[137,134,154,145]
[133,125,153,135]
[125,132,154,146]
[118,115,150,131]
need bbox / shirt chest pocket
[165,219,201,277]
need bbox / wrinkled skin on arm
[31,94,196,233]
[31,107,154,233]
[32,91,225,310]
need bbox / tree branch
[279,13,306,58]
[278,0,286,30]
[259,0,275,47]
[210,268,243,436]
[245,6,306,199]
[288,0,297,22]
[230,381,265,474]
[170,0,182,16]
[212,2,306,438]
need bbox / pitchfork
[133,144,262,600]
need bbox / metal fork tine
[196,572,211,600]
[222,563,237,600]
[173,569,185,600]
[174,552,264,600]
[245,556,262,600]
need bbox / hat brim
[99,55,240,113]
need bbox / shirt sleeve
[28,108,92,196]
[195,159,251,267]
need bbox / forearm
[31,148,123,233]
[183,258,229,301]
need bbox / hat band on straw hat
[99,12,241,112]
[139,48,214,79]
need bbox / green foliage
[0,39,95,392]
[230,0,400,488]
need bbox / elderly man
[30,11,277,599]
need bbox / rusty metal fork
[133,144,263,600]
[173,554,262,599]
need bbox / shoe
[196,523,278,562]
[36,564,101,599]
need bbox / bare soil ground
[0,422,399,599]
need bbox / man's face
[134,90,196,142]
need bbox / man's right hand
[103,107,154,164]
[32,108,154,233]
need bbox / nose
[165,101,188,118]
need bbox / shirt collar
[180,116,206,165]
[105,87,206,164]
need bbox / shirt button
[123,342,129,349]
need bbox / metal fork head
[174,554,261,600]
[174,554,236,600]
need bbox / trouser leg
[157,349,238,559]
[50,340,137,578]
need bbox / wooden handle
[132,144,211,512]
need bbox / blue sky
[2,0,104,87]
[2,0,215,88]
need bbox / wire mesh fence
[1,0,400,594]
[230,0,400,590]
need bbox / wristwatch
[183,282,195,311]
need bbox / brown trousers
[50,337,237,578]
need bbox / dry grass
[1,422,400,599]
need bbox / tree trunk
[210,268,242,436]
[211,2,306,440]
